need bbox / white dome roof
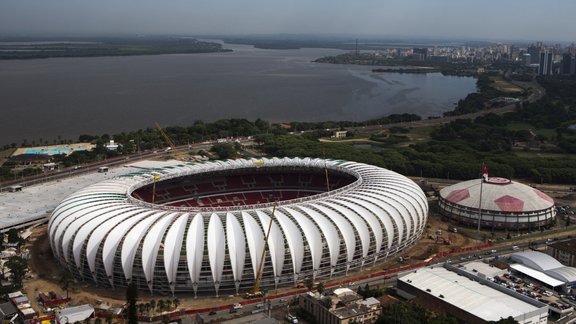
[48,157,428,295]
[439,178,554,213]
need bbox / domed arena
[48,157,428,296]
[438,177,556,231]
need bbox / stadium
[438,177,556,231]
[48,157,428,296]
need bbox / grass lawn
[490,76,525,93]
[506,122,556,138]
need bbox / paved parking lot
[0,164,140,229]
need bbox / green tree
[94,318,102,324]
[149,299,156,314]
[489,316,519,324]
[157,299,165,312]
[305,278,314,291]
[172,298,180,310]
[125,281,138,324]
[6,229,20,244]
[165,299,172,311]
[59,271,75,299]
[210,143,237,159]
[317,282,325,295]
[6,256,28,289]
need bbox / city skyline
[1,0,575,42]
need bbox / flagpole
[477,177,483,232]
[477,163,486,232]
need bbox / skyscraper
[539,51,553,76]
[561,53,573,75]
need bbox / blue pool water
[24,147,86,155]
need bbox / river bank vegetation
[0,37,230,60]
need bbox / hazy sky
[1,0,575,41]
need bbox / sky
[1,0,575,42]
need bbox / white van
[512,246,520,251]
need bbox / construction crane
[151,174,161,204]
[155,122,188,160]
[155,122,176,149]
[245,203,277,299]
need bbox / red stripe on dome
[495,195,524,212]
[445,189,470,203]
[534,188,554,204]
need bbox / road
[0,141,221,192]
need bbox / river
[0,42,476,146]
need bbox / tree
[317,282,325,295]
[94,318,102,324]
[172,298,180,310]
[59,271,75,299]
[6,256,28,289]
[210,143,237,159]
[125,281,138,324]
[489,316,519,324]
[6,229,20,244]
[165,299,172,311]
[149,299,156,314]
[157,299,165,312]
[305,278,314,291]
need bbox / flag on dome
[481,163,489,181]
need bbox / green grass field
[506,122,556,138]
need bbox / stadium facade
[438,177,556,230]
[48,157,428,296]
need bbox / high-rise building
[561,53,573,75]
[539,51,553,76]
[412,48,428,61]
[521,53,531,66]
[528,44,542,64]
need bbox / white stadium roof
[49,157,428,295]
[399,266,543,322]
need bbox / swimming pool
[23,147,87,155]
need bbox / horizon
[1,0,575,43]
[0,32,572,47]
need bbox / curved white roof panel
[242,212,265,279]
[208,213,226,286]
[186,213,205,285]
[226,213,246,284]
[512,251,576,284]
[49,157,427,295]
[163,213,189,291]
